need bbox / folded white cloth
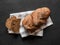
[8,10,53,38]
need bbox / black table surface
[0,0,60,45]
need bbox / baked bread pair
[5,7,51,33]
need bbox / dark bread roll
[5,16,20,33]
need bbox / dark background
[0,0,60,45]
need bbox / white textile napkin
[8,10,53,38]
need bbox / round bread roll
[5,16,20,32]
